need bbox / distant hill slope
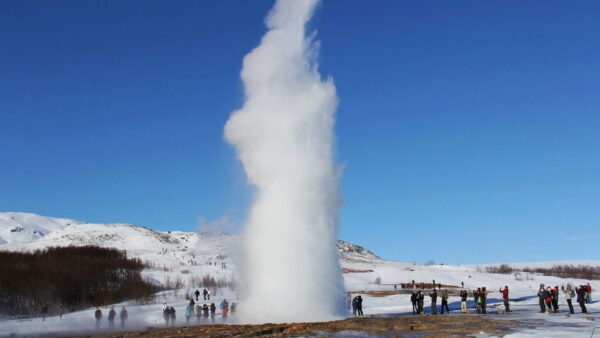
[0,212,82,244]
[0,212,378,260]
[0,212,381,287]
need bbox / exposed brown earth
[91,315,520,337]
[342,268,375,273]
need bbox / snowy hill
[0,212,82,245]
[1,212,600,337]
[1,212,599,297]
[0,212,378,288]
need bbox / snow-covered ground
[1,212,599,337]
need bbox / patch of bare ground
[342,268,374,273]
[92,315,520,337]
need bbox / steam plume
[224,0,345,323]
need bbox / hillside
[0,212,599,337]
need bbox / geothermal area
[1,0,599,337]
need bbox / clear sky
[1,0,599,264]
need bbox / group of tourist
[538,283,592,314]
[94,306,128,329]
[174,297,235,325]
[409,288,453,315]
[194,288,211,301]
[405,282,593,316]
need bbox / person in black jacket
[411,292,418,314]
[94,307,102,329]
[537,284,547,313]
[108,306,116,329]
[356,295,364,316]
[429,289,438,314]
[551,286,560,313]
[120,307,128,328]
[352,296,358,316]
[460,290,468,313]
[576,285,588,314]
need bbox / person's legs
[461,301,466,313]
[580,302,587,314]
[539,299,546,312]
[567,299,574,314]
[431,302,437,314]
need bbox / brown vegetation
[0,246,157,316]
[485,264,600,280]
[342,268,374,273]
[95,315,519,337]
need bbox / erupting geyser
[224,0,345,323]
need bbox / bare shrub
[522,265,600,280]
[485,264,514,274]
[0,246,156,316]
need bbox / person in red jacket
[499,286,510,312]
[586,283,592,304]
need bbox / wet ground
[86,315,520,337]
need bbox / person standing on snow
[499,286,510,312]
[120,307,128,328]
[440,289,450,314]
[94,307,102,329]
[429,289,438,314]
[460,289,468,313]
[576,285,588,314]
[537,284,547,313]
[562,284,575,314]
[586,283,592,303]
[551,286,560,313]
[474,288,481,314]
[169,306,176,324]
[480,287,488,314]
[410,292,418,314]
[195,289,200,301]
[185,305,193,323]
[346,293,352,311]
[356,295,364,316]
[163,307,170,326]
[220,299,229,318]
[352,296,358,316]
[417,291,425,314]
[544,286,553,313]
[203,289,208,300]
[42,303,48,321]
[209,303,215,320]
[108,306,116,328]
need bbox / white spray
[224,0,345,323]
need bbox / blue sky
[1,0,599,264]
